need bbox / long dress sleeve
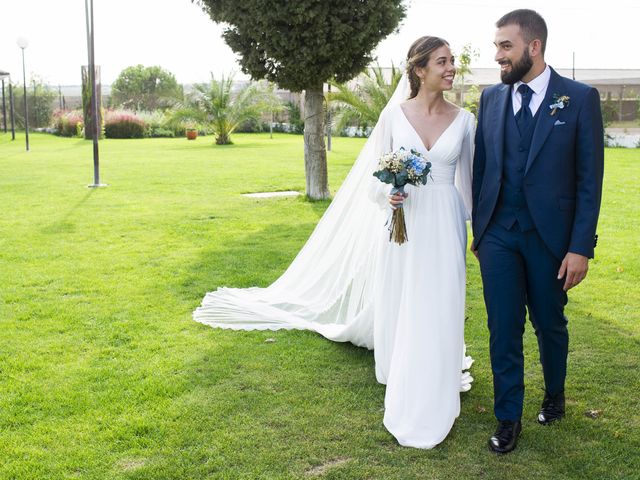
[367,107,394,210]
[454,112,475,221]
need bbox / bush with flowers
[104,110,148,138]
[52,110,84,137]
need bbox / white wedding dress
[368,103,474,448]
[194,75,474,449]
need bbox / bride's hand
[389,192,408,209]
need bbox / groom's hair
[497,9,548,54]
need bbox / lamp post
[9,82,16,140]
[84,0,105,187]
[17,36,29,151]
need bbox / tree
[261,82,286,139]
[461,84,480,117]
[169,74,282,145]
[10,75,55,129]
[328,64,403,134]
[194,0,406,199]
[454,44,479,107]
[111,65,183,111]
[601,95,617,128]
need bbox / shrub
[462,85,480,117]
[601,98,618,128]
[136,110,176,137]
[104,110,147,138]
[149,127,175,138]
[286,101,304,134]
[235,117,268,133]
[52,110,84,137]
[135,110,166,129]
[10,76,56,129]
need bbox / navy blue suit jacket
[472,67,604,260]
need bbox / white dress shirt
[512,64,551,116]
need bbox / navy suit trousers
[478,221,569,421]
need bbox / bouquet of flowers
[373,147,432,244]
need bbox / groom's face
[494,24,533,84]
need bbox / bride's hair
[406,36,450,99]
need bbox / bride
[194,36,475,449]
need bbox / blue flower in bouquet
[407,151,429,178]
[406,149,431,184]
[408,156,424,173]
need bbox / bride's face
[415,45,456,92]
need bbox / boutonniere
[549,94,570,116]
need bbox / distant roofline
[37,67,640,92]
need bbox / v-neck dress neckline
[398,106,463,152]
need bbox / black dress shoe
[488,420,522,453]
[538,391,565,425]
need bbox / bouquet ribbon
[388,186,408,244]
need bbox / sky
[1,0,639,87]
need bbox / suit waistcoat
[492,96,540,231]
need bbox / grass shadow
[40,190,94,234]
[179,222,318,305]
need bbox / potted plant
[186,124,198,140]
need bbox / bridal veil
[194,74,471,369]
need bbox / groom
[472,9,604,453]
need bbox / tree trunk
[303,84,329,200]
[216,132,231,145]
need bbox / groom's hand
[557,252,589,291]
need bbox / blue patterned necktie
[515,84,533,134]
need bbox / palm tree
[328,65,403,134]
[169,74,282,145]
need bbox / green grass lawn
[0,132,638,479]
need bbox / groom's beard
[500,49,533,85]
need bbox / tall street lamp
[84,0,105,187]
[17,36,29,152]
